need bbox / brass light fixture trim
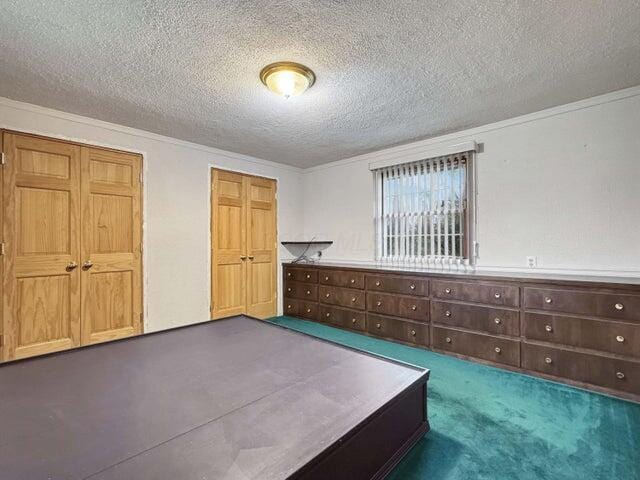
[260,61,316,98]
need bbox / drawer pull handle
[411,305,417,311]
[544,297,553,304]
[324,276,329,281]
[445,288,452,294]
[616,335,625,343]
[306,274,311,279]
[287,272,291,277]
[306,290,311,295]
[494,292,502,299]
[351,318,357,324]
[615,303,624,311]
[445,337,452,343]
[287,304,292,309]
[351,297,357,302]
[494,318,502,325]
[375,281,381,286]
[410,284,416,290]
[545,325,553,332]
[325,293,330,298]
[494,347,501,353]
[616,371,625,380]
[445,310,451,317]
[306,308,311,313]
[544,357,553,364]
[287,287,292,292]
[411,329,416,336]
[326,313,331,318]
[377,301,382,307]
[350,279,355,284]
[376,323,382,329]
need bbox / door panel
[211,170,277,319]
[89,270,133,333]
[3,132,81,360]
[81,147,142,345]
[92,194,133,253]
[211,170,246,318]
[246,175,277,318]
[18,188,70,254]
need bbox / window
[373,150,474,266]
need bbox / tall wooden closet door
[211,170,247,319]
[80,147,142,345]
[246,176,277,318]
[2,133,82,360]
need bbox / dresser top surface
[283,261,640,288]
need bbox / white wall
[302,86,640,277]
[2,85,638,335]
[0,97,306,332]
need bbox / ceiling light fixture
[260,62,315,99]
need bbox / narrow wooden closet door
[2,132,81,360]
[81,147,142,345]
[211,169,247,319]
[246,176,277,318]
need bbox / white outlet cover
[526,256,537,268]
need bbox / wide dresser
[282,262,640,401]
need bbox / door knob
[66,261,78,271]
[82,260,93,269]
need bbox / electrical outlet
[526,256,537,268]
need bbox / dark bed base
[294,380,429,480]
[0,315,429,480]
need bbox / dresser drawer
[367,293,429,322]
[284,268,318,284]
[319,305,366,332]
[431,301,520,336]
[431,326,520,367]
[522,342,640,395]
[524,312,640,357]
[367,314,429,347]
[319,270,365,289]
[366,274,429,297]
[284,281,318,301]
[524,288,640,322]
[319,286,366,310]
[297,302,318,320]
[284,299,300,316]
[432,280,519,307]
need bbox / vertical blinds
[373,152,471,267]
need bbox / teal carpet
[268,316,640,480]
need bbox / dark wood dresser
[283,262,640,401]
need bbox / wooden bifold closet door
[211,169,277,320]
[1,131,142,361]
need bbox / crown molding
[304,84,640,173]
[0,96,304,174]
[3,83,639,174]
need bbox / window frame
[373,151,476,267]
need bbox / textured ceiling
[1,1,639,168]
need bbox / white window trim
[372,142,478,270]
[368,140,477,171]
